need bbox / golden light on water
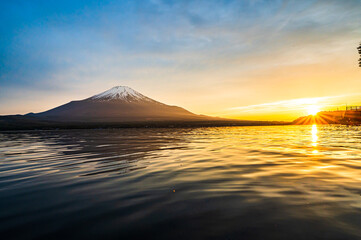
[311,124,318,152]
[311,124,318,142]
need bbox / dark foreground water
[1,125,361,240]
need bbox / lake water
[1,125,361,239]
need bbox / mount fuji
[30,86,212,122]
[0,86,284,130]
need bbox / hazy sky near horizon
[1,0,360,120]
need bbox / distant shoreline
[0,116,291,131]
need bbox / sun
[307,105,320,116]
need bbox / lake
[1,125,361,239]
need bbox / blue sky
[1,0,360,119]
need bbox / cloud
[0,0,361,115]
[227,94,359,114]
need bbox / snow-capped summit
[88,86,155,103]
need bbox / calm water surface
[1,125,361,239]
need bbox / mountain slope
[33,86,211,122]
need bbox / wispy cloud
[0,0,361,115]
[227,94,355,113]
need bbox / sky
[0,0,360,121]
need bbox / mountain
[0,86,289,130]
[31,86,212,122]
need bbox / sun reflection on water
[311,124,318,152]
[2,126,361,239]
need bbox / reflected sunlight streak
[311,124,318,150]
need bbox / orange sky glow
[0,1,360,121]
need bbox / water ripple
[1,126,361,239]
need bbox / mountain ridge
[0,86,289,130]
[31,86,213,122]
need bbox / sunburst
[307,105,320,116]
